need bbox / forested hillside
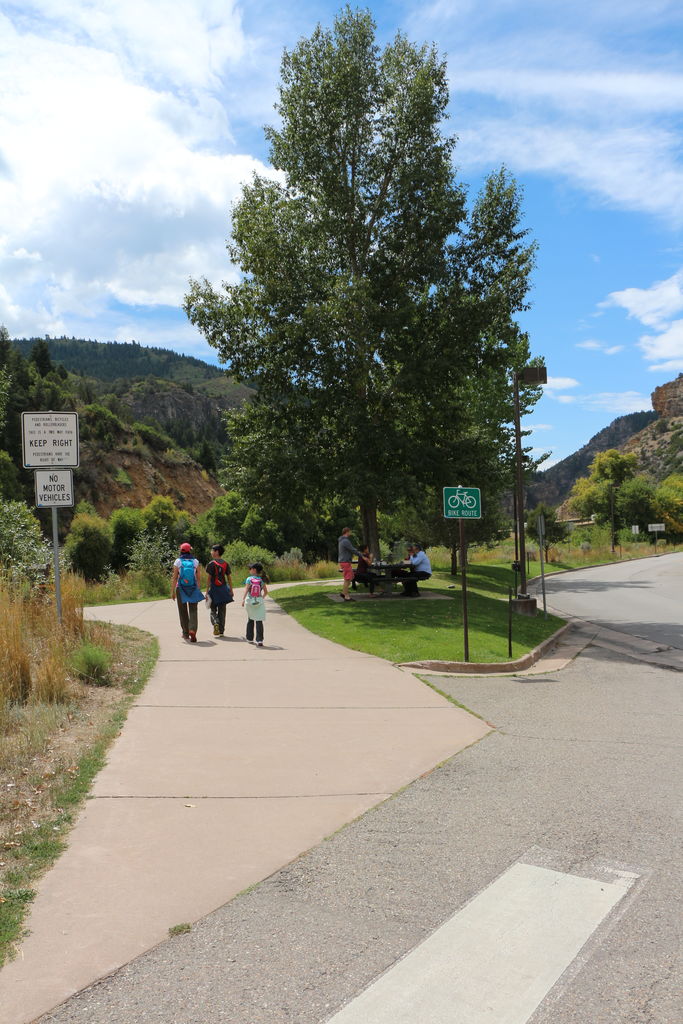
[12,336,223,384]
[0,331,226,519]
[8,335,253,462]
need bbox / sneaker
[189,630,197,643]
[245,636,253,643]
[182,633,190,640]
[256,641,264,647]
[213,623,220,636]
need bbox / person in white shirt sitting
[393,543,432,597]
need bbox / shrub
[141,496,178,538]
[0,591,31,702]
[63,513,113,581]
[69,642,113,686]
[224,541,276,572]
[80,404,126,445]
[278,547,304,565]
[0,500,51,582]
[31,642,69,703]
[133,422,174,452]
[126,530,175,596]
[110,507,145,570]
[0,450,22,500]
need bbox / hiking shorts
[339,561,354,582]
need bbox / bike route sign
[22,411,79,468]
[443,486,482,519]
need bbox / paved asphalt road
[539,552,683,652]
[41,557,682,1024]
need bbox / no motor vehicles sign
[22,411,79,468]
[35,470,74,508]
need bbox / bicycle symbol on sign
[447,491,478,510]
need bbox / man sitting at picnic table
[392,543,432,597]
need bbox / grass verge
[0,624,158,966]
[274,565,563,664]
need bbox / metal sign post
[459,519,469,662]
[443,486,481,662]
[648,523,665,553]
[22,413,79,625]
[536,513,547,618]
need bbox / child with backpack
[171,542,204,642]
[205,544,233,636]
[242,562,268,647]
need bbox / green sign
[443,486,481,519]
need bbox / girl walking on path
[242,562,268,647]
[205,544,233,636]
[171,542,204,642]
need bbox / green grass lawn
[274,566,564,664]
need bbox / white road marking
[327,861,638,1024]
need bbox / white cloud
[528,422,553,430]
[639,320,683,371]
[581,391,651,413]
[576,339,624,355]
[605,270,683,328]
[0,2,273,337]
[602,270,683,370]
[545,376,580,391]
[458,119,683,222]
[556,395,577,404]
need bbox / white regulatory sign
[647,523,665,532]
[35,469,74,508]
[22,411,80,468]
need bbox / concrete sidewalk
[0,595,491,1024]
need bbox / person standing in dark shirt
[337,527,361,602]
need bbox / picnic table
[366,561,409,596]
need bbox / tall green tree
[568,450,639,525]
[185,7,536,552]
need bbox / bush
[110,507,145,570]
[126,530,175,596]
[141,496,178,538]
[0,450,22,500]
[133,422,174,452]
[80,404,126,445]
[69,642,113,686]
[224,541,276,573]
[64,513,112,581]
[0,500,51,582]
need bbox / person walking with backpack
[171,542,204,642]
[205,544,233,636]
[242,562,268,647]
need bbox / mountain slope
[528,410,658,507]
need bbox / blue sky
[1,1,682,465]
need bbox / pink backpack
[249,576,262,598]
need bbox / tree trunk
[360,501,380,559]
[450,546,458,575]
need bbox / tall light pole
[513,364,547,614]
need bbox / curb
[398,621,574,675]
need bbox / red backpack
[211,560,228,587]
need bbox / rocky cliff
[74,441,223,518]
[651,375,683,418]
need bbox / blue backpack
[179,557,196,589]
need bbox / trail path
[0,593,489,1024]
